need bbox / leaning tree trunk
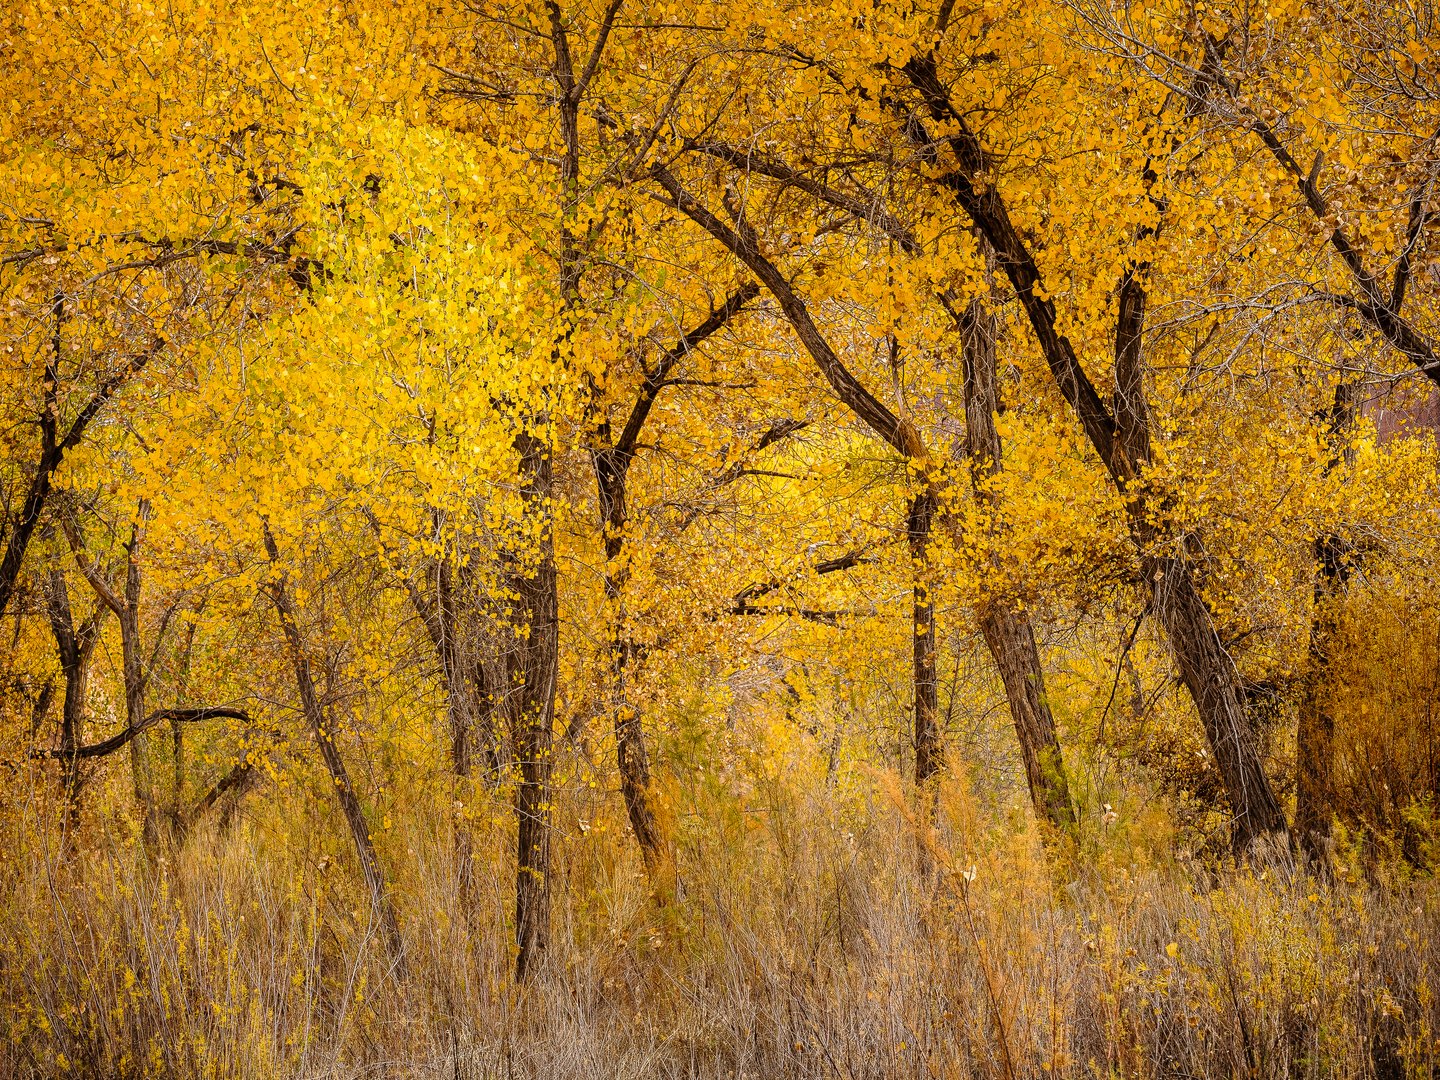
[509,431,559,982]
[1115,271,1290,857]
[263,528,405,969]
[959,295,1076,830]
[978,611,1076,829]
[1148,551,1290,853]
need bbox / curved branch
[32,706,250,761]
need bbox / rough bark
[1147,551,1289,853]
[508,431,559,982]
[1115,268,1289,856]
[262,526,405,969]
[958,295,1077,830]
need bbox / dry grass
[2,754,1437,1080]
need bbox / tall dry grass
[1,754,1437,1079]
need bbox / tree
[899,39,1291,856]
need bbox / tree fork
[651,165,946,795]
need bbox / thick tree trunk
[978,611,1075,828]
[1147,551,1290,853]
[509,431,559,982]
[959,295,1076,830]
[263,528,404,969]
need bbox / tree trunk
[509,431,559,982]
[0,448,60,619]
[585,284,756,882]
[913,81,1287,854]
[1,294,149,618]
[119,506,166,850]
[978,611,1075,828]
[168,618,200,841]
[1148,551,1290,853]
[262,527,405,969]
[1294,537,1347,869]
[62,501,171,851]
[909,489,941,786]
[43,570,102,845]
[592,444,668,882]
[652,166,943,797]
[405,545,504,903]
[434,558,473,778]
[1116,271,1289,856]
[1294,384,1359,869]
[903,58,1292,857]
[958,295,1076,830]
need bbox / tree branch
[900,56,1121,472]
[32,707,251,761]
[649,163,927,460]
[612,280,761,459]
